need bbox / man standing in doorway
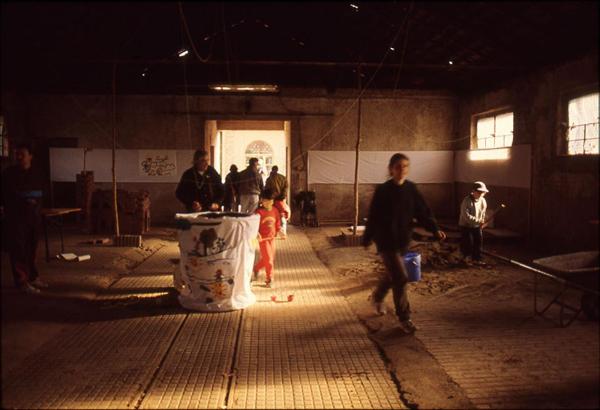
[176,149,224,212]
[237,157,264,213]
[265,165,288,201]
[1,143,48,294]
[266,165,290,237]
[224,164,240,212]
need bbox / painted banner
[49,148,194,183]
[174,212,260,312]
[139,150,177,177]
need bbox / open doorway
[205,120,291,196]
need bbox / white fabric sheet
[50,148,194,183]
[174,212,260,312]
[307,150,454,184]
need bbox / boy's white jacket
[174,212,260,312]
[459,195,487,228]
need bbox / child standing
[253,189,281,288]
[459,181,489,265]
[274,195,291,239]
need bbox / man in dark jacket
[224,164,240,212]
[1,143,48,294]
[176,150,224,212]
[265,165,288,201]
[363,153,446,334]
[237,157,264,213]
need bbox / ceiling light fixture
[350,3,359,11]
[448,60,454,65]
[389,47,395,51]
[178,49,189,58]
[209,84,279,93]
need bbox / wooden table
[41,208,82,262]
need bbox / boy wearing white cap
[459,181,489,265]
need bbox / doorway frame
[204,118,292,201]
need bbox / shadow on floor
[2,289,185,324]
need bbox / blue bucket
[403,252,421,282]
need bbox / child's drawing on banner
[139,150,177,177]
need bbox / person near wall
[0,143,49,294]
[253,188,281,288]
[176,149,224,213]
[224,164,240,212]
[458,181,489,266]
[237,157,264,213]
[363,153,447,334]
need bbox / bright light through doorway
[217,129,287,184]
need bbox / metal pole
[352,65,362,235]
[112,61,120,237]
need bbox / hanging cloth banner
[307,150,454,184]
[174,212,260,312]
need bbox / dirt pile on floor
[409,240,466,269]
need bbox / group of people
[176,149,290,288]
[175,150,289,216]
[2,146,491,338]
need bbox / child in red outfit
[253,189,281,288]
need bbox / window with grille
[245,140,274,175]
[566,92,599,155]
[476,112,514,149]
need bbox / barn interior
[1,2,598,409]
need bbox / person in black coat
[1,143,48,294]
[363,153,446,334]
[223,164,240,212]
[176,150,224,212]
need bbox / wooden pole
[112,61,120,237]
[352,65,362,235]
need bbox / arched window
[245,140,274,177]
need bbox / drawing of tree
[199,228,218,256]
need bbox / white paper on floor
[174,212,260,312]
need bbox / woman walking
[363,153,446,334]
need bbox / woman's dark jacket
[363,179,440,252]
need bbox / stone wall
[1,88,458,224]
[456,53,599,252]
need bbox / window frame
[470,106,514,150]
[556,84,599,157]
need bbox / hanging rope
[288,10,411,165]
[221,2,232,83]
[178,1,213,63]
[393,2,414,92]
[182,61,194,149]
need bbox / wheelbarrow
[485,250,599,327]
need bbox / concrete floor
[2,226,598,409]
[1,228,403,409]
[307,227,600,410]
